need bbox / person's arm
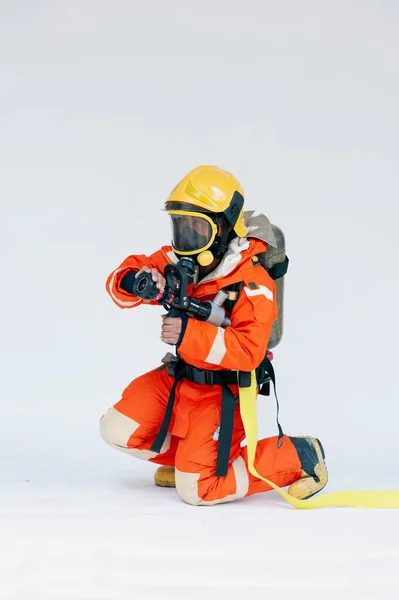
[178,270,277,372]
[105,246,174,309]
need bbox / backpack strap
[223,281,245,315]
[222,255,267,315]
[255,354,284,447]
[252,254,289,280]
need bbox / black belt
[150,360,238,477]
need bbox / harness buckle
[184,365,216,386]
[205,371,215,385]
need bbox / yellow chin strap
[239,370,399,509]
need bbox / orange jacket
[106,238,278,372]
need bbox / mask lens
[170,214,213,252]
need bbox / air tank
[258,224,287,349]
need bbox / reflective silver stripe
[204,328,226,365]
[244,284,274,301]
[109,268,141,307]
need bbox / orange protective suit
[100,237,304,505]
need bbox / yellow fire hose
[239,371,399,509]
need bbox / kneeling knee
[175,470,226,507]
[175,470,204,506]
[175,457,249,506]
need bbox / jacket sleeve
[106,246,174,309]
[177,272,278,372]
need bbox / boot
[154,465,176,487]
[287,436,328,500]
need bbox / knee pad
[175,470,203,506]
[99,406,171,460]
[99,407,120,446]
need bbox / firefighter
[100,165,327,505]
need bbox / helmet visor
[169,213,215,253]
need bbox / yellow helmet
[164,165,248,266]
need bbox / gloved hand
[135,267,166,294]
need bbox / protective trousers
[100,365,303,506]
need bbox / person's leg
[239,435,328,499]
[173,395,247,505]
[100,366,178,466]
[175,435,304,505]
[160,433,328,502]
[172,388,327,505]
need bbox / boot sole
[154,479,176,488]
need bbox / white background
[1,1,399,599]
